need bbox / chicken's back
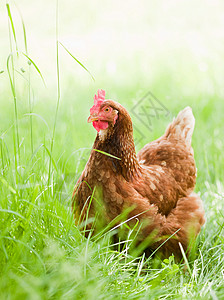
[137,107,196,194]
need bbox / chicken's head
[88,89,118,132]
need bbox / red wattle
[93,120,108,132]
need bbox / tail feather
[165,107,195,146]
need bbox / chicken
[72,89,205,258]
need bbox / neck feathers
[93,112,141,180]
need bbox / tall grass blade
[179,242,192,276]
[6,54,16,98]
[59,42,95,81]
[0,176,16,194]
[24,113,49,130]
[43,144,58,172]
[22,53,46,86]
[16,4,34,153]
[6,53,20,173]
[0,139,4,170]
[48,0,61,186]
[20,12,28,53]
[6,3,18,55]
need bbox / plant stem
[48,0,60,187]
[6,4,20,183]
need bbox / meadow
[0,1,224,299]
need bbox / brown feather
[72,102,205,259]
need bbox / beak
[87,115,98,123]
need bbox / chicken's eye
[104,107,110,112]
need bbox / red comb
[93,89,105,104]
[90,89,106,114]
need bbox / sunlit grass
[0,1,224,299]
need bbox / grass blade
[179,242,192,276]
[93,149,121,160]
[20,10,28,53]
[48,0,60,186]
[0,175,16,194]
[22,53,46,86]
[43,145,58,172]
[6,54,16,98]
[0,209,26,220]
[24,113,49,130]
[59,42,95,81]
[6,53,20,170]
[16,3,34,153]
[6,3,18,55]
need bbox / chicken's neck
[92,117,141,180]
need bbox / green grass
[1,2,224,299]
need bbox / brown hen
[72,90,205,258]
